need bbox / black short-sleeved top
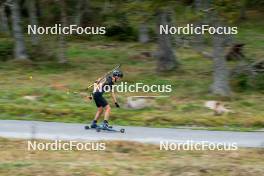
[94,76,114,95]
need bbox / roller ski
[85,121,125,133]
[84,120,112,129]
[96,123,125,133]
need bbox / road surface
[0,120,263,148]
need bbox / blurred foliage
[246,0,264,8]
[0,37,13,61]
[232,73,264,92]
[105,25,137,41]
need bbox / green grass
[0,138,264,176]
[0,18,264,130]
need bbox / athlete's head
[112,70,123,82]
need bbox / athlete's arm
[111,91,117,103]
[111,91,120,107]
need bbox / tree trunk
[0,3,9,34]
[103,0,109,13]
[194,0,202,12]
[156,10,178,72]
[138,23,149,44]
[27,0,39,45]
[192,0,209,51]
[239,0,247,21]
[74,0,84,26]
[75,0,90,25]
[58,0,67,64]
[211,33,231,96]
[58,35,67,63]
[11,0,28,60]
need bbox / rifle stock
[84,64,121,91]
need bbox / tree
[194,0,202,12]
[0,1,9,34]
[211,32,231,96]
[27,0,39,46]
[209,5,233,96]
[10,0,28,60]
[192,0,233,96]
[138,22,149,44]
[117,0,179,72]
[239,0,247,21]
[156,9,178,72]
[74,0,88,26]
[192,0,211,52]
[152,1,180,71]
[58,0,67,63]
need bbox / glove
[115,102,120,108]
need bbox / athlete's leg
[101,105,111,128]
[91,107,103,128]
[104,105,111,121]
[94,107,103,121]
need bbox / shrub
[254,74,264,91]
[232,73,264,92]
[105,25,137,41]
[0,39,14,61]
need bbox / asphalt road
[0,120,263,148]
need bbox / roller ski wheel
[120,128,125,133]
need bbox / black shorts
[93,92,108,108]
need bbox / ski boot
[90,120,98,129]
[101,121,110,130]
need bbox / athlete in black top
[90,70,123,128]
